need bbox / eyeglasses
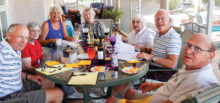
[183,42,211,53]
[30,30,40,33]
[155,17,168,21]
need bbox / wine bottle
[97,37,105,65]
[88,26,94,45]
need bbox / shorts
[2,81,46,103]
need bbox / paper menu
[36,67,73,75]
[68,72,98,85]
[117,52,139,61]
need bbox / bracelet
[26,73,29,80]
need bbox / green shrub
[169,0,180,10]
[102,9,123,22]
[215,0,220,5]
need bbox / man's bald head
[182,33,216,70]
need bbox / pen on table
[71,73,87,76]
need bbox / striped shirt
[83,20,105,38]
[0,39,23,98]
[151,28,182,67]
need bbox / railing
[180,22,206,34]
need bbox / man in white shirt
[107,33,219,103]
[125,14,155,50]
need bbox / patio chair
[181,84,220,103]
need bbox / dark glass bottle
[97,37,105,65]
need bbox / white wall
[8,0,51,26]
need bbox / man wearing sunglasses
[107,33,219,103]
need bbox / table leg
[82,87,90,103]
[106,86,113,98]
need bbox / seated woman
[82,8,105,38]
[39,6,75,48]
[22,22,43,70]
[123,14,155,52]
[25,21,82,98]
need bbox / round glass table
[45,60,149,103]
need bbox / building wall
[8,0,51,26]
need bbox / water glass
[56,38,62,47]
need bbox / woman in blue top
[39,6,74,47]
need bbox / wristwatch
[152,56,157,62]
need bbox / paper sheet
[117,52,139,61]
[78,60,91,65]
[68,72,98,85]
[45,61,59,66]
[36,67,73,75]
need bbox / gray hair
[83,8,96,17]
[27,22,40,30]
[7,24,23,33]
[132,14,145,26]
[210,41,217,52]
[154,9,171,20]
[50,6,63,15]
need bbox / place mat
[78,60,91,65]
[68,72,98,85]
[36,67,73,75]
[45,61,59,66]
[126,60,140,63]
[65,63,79,68]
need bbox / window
[0,0,8,39]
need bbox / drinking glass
[87,46,96,60]
[109,36,116,52]
[74,31,80,42]
[109,36,116,47]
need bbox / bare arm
[62,21,75,41]
[39,22,56,45]
[22,57,35,69]
[152,54,179,69]
[21,72,45,85]
[164,100,172,103]
[139,81,164,93]
[136,52,178,69]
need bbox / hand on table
[139,81,162,93]
[136,52,153,60]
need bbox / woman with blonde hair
[39,6,74,48]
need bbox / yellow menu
[68,72,98,85]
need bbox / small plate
[90,66,109,72]
[121,66,140,74]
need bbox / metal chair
[181,84,220,103]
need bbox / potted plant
[102,9,123,22]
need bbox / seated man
[123,14,155,51]
[0,24,63,103]
[136,9,182,81]
[107,33,219,103]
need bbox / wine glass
[109,36,116,47]
[87,46,96,60]
[74,31,80,42]
[109,36,116,52]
